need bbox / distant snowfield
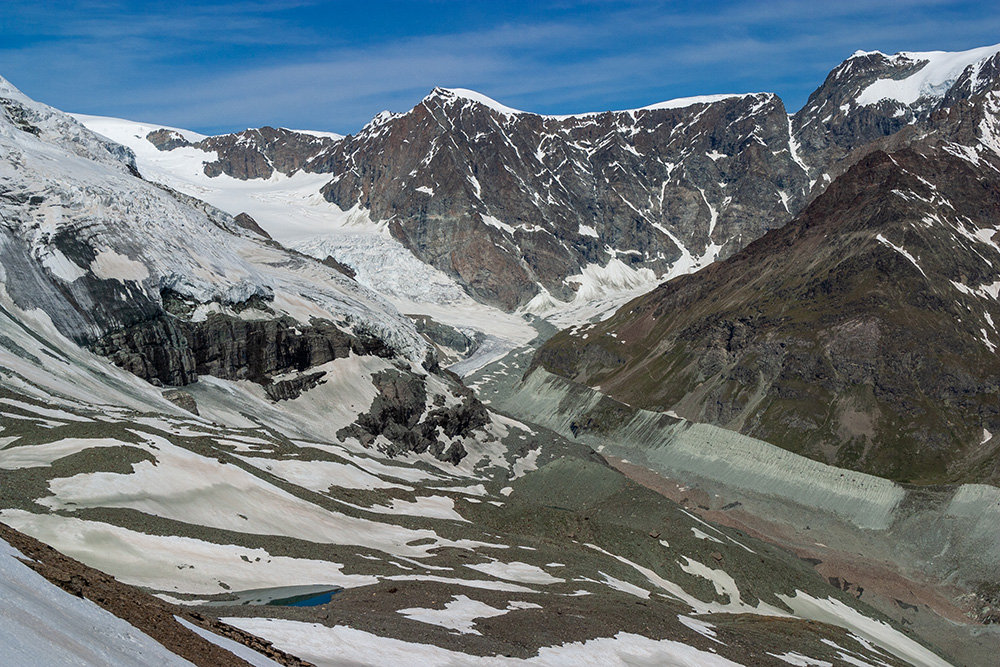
[520,258,663,328]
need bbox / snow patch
[678,615,724,644]
[691,527,724,543]
[482,213,516,235]
[767,652,833,667]
[40,248,87,282]
[465,559,564,585]
[397,595,539,635]
[89,249,150,283]
[777,590,953,667]
[875,233,926,277]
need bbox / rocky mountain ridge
[791,45,1000,184]
[107,44,1000,316]
[533,76,1000,485]
[309,88,812,309]
[122,90,816,311]
[147,125,342,180]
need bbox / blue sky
[2,1,998,135]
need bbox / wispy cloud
[1,0,998,133]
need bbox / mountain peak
[425,87,525,116]
[853,42,1000,106]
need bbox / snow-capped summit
[855,42,1000,106]
[791,42,1000,183]
[425,85,761,119]
[426,87,526,116]
[638,92,754,112]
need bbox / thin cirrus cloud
[1,0,999,134]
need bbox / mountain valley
[3,42,1000,667]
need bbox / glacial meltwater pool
[202,584,343,607]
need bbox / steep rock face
[310,89,811,309]
[90,304,393,394]
[534,105,1000,484]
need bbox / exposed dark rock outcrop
[338,368,489,463]
[263,370,327,402]
[1,97,42,136]
[410,315,481,359]
[146,128,191,151]
[320,255,356,279]
[233,212,271,240]
[147,126,341,181]
[91,303,393,392]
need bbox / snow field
[35,431,500,558]
[223,617,748,667]
[0,535,196,666]
[464,559,565,585]
[776,592,953,667]
[397,595,541,635]
[855,44,1000,107]
[0,509,377,594]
